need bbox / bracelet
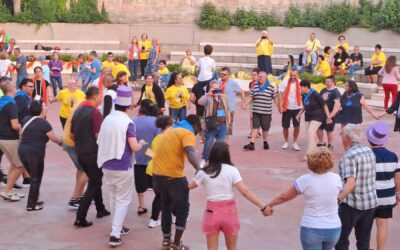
[260,204,269,212]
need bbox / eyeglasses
[25,85,34,88]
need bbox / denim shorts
[63,144,83,171]
[300,226,341,250]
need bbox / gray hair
[342,123,362,143]
[1,81,14,95]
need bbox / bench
[21,49,126,55]
[17,40,120,46]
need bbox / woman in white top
[268,147,342,250]
[189,142,272,250]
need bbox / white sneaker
[141,76,144,80]
[199,159,206,169]
[13,192,25,199]
[172,216,176,224]
[350,77,355,81]
[148,219,161,228]
[292,143,301,151]
[281,142,289,149]
[0,191,21,201]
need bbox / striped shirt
[371,147,400,208]
[250,81,277,115]
[339,143,378,210]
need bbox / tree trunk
[13,0,21,14]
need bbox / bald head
[103,74,114,88]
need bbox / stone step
[371,93,385,101]
[366,99,385,109]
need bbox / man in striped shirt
[336,124,377,250]
[366,121,400,250]
[242,71,279,151]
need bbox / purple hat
[366,121,389,145]
[115,86,132,107]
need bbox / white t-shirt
[295,172,342,229]
[196,56,216,81]
[194,163,242,201]
[279,79,302,110]
[0,59,11,77]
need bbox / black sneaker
[317,143,326,147]
[120,226,130,236]
[96,209,111,218]
[68,199,80,210]
[74,219,93,228]
[109,236,122,247]
[243,143,255,151]
[328,144,334,150]
[263,142,270,150]
[22,178,31,188]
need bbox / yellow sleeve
[124,65,131,77]
[55,90,63,101]
[164,87,172,101]
[183,87,190,101]
[182,131,196,148]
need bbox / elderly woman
[145,37,160,76]
[50,80,86,128]
[19,101,62,211]
[268,147,343,250]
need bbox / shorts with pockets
[282,109,301,128]
[202,199,240,236]
[374,206,393,219]
[252,113,272,131]
[0,140,23,167]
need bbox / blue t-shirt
[133,115,160,165]
[219,79,241,112]
[16,55,27,76]
[102,123,136,171]
[90,59,102,82]
[41,64,51,83]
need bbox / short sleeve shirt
[56,89,86,118]
[371,52,387,67]
[320,88,341,112]
[220,79,241,112]
[302,90,325,122]
[90,59,102,81]
[16,55,27,75]
[279,79,302,110]
[19,117,52,157]
[250,82,276,115]
[350,53,363,67]
[305,39,321,51]
[0,102,19,140]
[197,56,216,81]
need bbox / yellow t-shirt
[146,133,163,176]
[256,39,274,56]
[181,57,196,73]
[158,67,169,76]
[142,84,157,103]
[164,85,190,109]
[371,52,387,67]
[63,100,84,147]
[153,128,196,178]
[139,40,152,60]
[315,60,331,77]
[102,61,115,70]
[335,42,350,53]
[305,39,321,52]
[56,89,86,118]
[112,64,131,79]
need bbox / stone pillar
[14,0,21,14]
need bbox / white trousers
[103,168,134,238]
[306,120,322,154]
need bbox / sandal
[137,207,148,216]
[170,241,189,250]
[162,238,171,250]
[26,204,43,211]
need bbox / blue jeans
[128,59,140,81]
[16,74,28,89]
[300,226,341,250]
[50,75,63,97]
[301,52,318,74]
[202,123,227,160]
[169,107,187,122]
[80,79,91,92]
[348,65,363,78]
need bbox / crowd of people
[0,26,400,250]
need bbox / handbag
[205,115,218,130]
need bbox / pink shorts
[202,199,240,236]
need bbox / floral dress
[145,45,159,76]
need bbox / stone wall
[99,0,361,24]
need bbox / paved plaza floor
[0,93,399,250]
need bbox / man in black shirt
[0,80,24,201]
[347,46,364,80]
[317,76,341,150]
[71,87,109,227]
[15,78,34,123]
[190,80,209,142]
[296,80,330,161]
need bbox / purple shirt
[48,60,63,77]
[102,123,136,171]
[133,116,160,165]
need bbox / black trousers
[140,59,148,77]
[335,203,376,250]
[60,116,67,129]
[153,175,189,237]
[76,153,105,221]
[257,55,272,74]
[19,150,44,208]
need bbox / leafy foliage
[0,0,12,23]
[232,9,258,30]
[319,3,359,33]
[283,5,302,27]
[197,2,231,30]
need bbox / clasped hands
[260,204,273,217]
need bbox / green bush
[0,1,12,23]
[320,3,359,33]
[58,53,75,62]
[374,0,400,32]
[254,12,279,30]
[197,2,231,30]
[58,0,108,23]
[300,73,348,84]
[166,64,182,73]
[14,0,58,24]
[231,9,258,30]
[301,5,322,27]
[357,0,379,29]
[283,5,302,27]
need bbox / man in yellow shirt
[152,115,201,250]
[315,55,331,77]
[256,30,274,74]
[365,44,387,84]
[102,52,115,70]
[302,32,321,73]
[139,33,152,80]
[112,57,131,79]
[335,35,350,54]
[50,80,86,128]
